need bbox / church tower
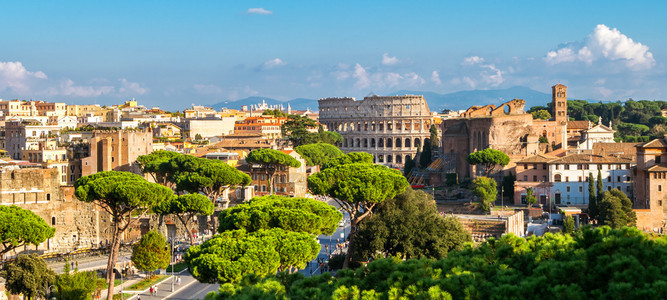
[552,84,568,124]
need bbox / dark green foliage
[445,173,458,186]
[471,176,496,211]
[136,150,182,186]
[153,193,214,245]
[321,152,373,170]
[246,149,301,195]
[319,131,343,146]
[588,173,598,220]
[419,138,432,168]
[598,189,637,228]
[403,155,416,176]
[209,226,667,299]
[353,188,471,261]
[0,205,55,256]
[538,135,549,143]
[55,261,100,300]
[185,228,318,284]
[429,124,439,152]
[169,154,251,199]
[563,215,575,234]
[466,148,510,176]
[596,170,604,202]
[131,230,171,274]
[218,195,342,236]
[294,143,343,166]
[501,172,515,202]
[0,254,56,300]
[281,115,319,147]
[525,187,537,206]
[531,109,551,120]
[308,162,409,268]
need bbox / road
[128,271,218,300]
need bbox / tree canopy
[353,188,470,261]
[319,131,343,146]
[281,115,319,147]
[55,261,100,300]
[308,163,408,268]
[472,176,497,211]
[466,148,510,176]
[168,154,251,200]
[206,226,667,300]
[0,205,55,257]
[598,189,637,228]
[294,143,343,166]
[136,150,182,186]
[131,230,171,274]
[262,109,288,117]
[321,152,374,170]
[0,254,57,300]
[74,171,174,299]
[153,193,214,245]
[531,109,552,120]
[246,149,301,195]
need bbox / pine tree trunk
[106,222,122,300]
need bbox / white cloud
[431,71,441,85]
[0,61,48,93]
[381,53,399,65]
[246,8,272,15]
[463,56,485,65]
[118,78,148,95]
[52,79,114,97]
[545,24,655,70]
[480,64,504,87]
[352,63,425,90]
[262,58,287,69]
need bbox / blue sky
[1,1,666,110]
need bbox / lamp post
[171,238,175,292]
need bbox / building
[442,84,570,179]
[183,105,218,119]
[81,128,153,176]
[234,116,287,139]
[178,118,236,140]
[0,167,114,258]
[242,150,307,197]
[633,137,667,231]
[576,118,616,150]
[514,153,634,206]
[4,120,61,160]
[318,95,434,168]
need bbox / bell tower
[552,84,568,124]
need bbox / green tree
[596,170,604,202]
[466,148,510,177]
[218,195,342,236]
[294,143,343,166]
[429,124,439,152]
[153,194,214,245]
[55,261,99,300]
[319,131,343,146]
[136,150,182,187]
[588,173,598,221]
[531,109,552,120]
[169,155,251,201]
[321,152,374,170]
[262,109,288,117]
[0,205,55,257]
[353,188,471,261]
[194,133,203,141]
[0,254,56,300]
[131,230,171,276]
[246,149,301,195]
[74,171,173,300]
[419,138,432,168]
[308,163,409,268]
[598,189,637,229]
[403,156,416,176]
[472,176,497,211]
[563,215,575,234]
[281,115,319,146]
[525,187,537,207]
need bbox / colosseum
[318,95,434,168]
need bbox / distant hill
[209,86,555,113]
[394,86,552,112]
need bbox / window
[607,186,611,191]
[555,164,559,170]
[111,157,114,162]
[543,176,547,182]
[46,194,50,201]
[617,176,621,182]
[659,185,662,192]
[523,175,528,181]
[565,165,570,170]
[659,200,663,206]
[565,176,569,182]
[578,176,582,182]
[533,164,537,169]
[566,186,571,192]
[657,156,662,164]
[554,174,561,182]
[579,186,583,192]
[543,164,547,170]
[607,176,611,182]
[52,217,56,225]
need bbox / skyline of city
[1,1,666,110]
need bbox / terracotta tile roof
[593,143,639,156]
[647,164,667,172]
[516,154,558,163]
[549,153,634,164]
[567,120,590,130]
[638,138,667,148]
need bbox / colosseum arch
[355,138,360,148]
[396,138,402,148]
[396,155,402,163]
[363,138,368,148]
[387,155,393,163]
[405,138,411,148]
[414,138,421,149]
[387,138,393,148]
[371,138,376,148]
[379,138,384,148]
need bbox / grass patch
[113,293,132,300]
[100,279,122,289]
[167,262,188,273]
[126,275,168,291]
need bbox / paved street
[126,271,218,300]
